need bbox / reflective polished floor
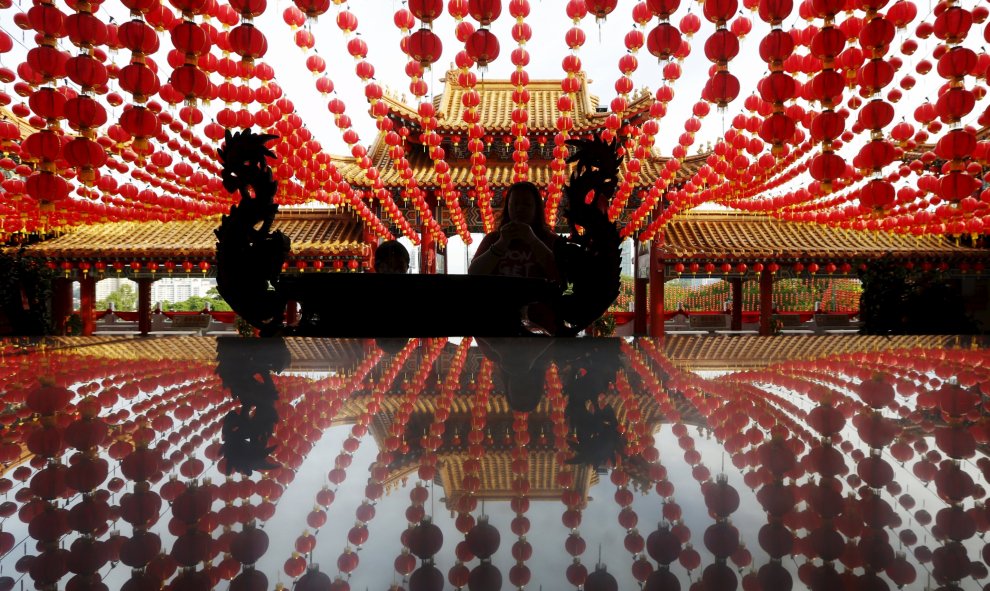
[0,335,986,591]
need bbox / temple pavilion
[11,72,990,336]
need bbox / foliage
[0,249,54,335]
[591,312,616,336]
[859,262,978,335]
[234,315,257,337]
[161,287,232,312]
[97,284,233,313]
[97,283,137,311]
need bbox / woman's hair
[497,181,555,240]
[374,240,410,273]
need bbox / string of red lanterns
[333,4,447,247]
[394,5,471,244]
[448,1,497,233]
[544,0,587,227]
[507,0,533,187]
[282,9,415,243]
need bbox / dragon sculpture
[214,129,289,336]
[215,128,622,337]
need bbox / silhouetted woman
[469,181,559,281]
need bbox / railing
[92,310,236,335]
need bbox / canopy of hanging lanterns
[0,0,987,250]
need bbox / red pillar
[648,241,665,337]
[633,242,647,336]
[759,269,774,335]
[633,277,648,336]
[285,300,299,326]
[730,277,743,330]
[362,228,378,271]
[52,278,72,335]
[137,278,152,336]
[420,229,436,274]
[79,277,96,336]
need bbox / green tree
[96,283,137,311]
[160,288,232,312]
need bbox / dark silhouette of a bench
[279,274,558,337]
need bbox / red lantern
[703,0,738,24]
[409,0,443,22]
[680,12,701,35]
[647,23,681,60]
[407,28,443,67]
[706,71,740,107]
[228,24,267,61]
[468,0,501,25]
[465,28,499,67]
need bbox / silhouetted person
[374,240,410,274]
[469,182,559,281]
[478,337,555,413]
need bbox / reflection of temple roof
[43,336,367,373]
[439,451,597,511]
[331,346,712,506]
[662,334,961,371]
[18,211,368,262]
[661,212,989,263]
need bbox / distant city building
[92,277,217,307]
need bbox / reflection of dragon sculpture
[215,127,622,337]
[215,337,289,475]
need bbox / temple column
[730,277,743,331]
[420,229,436,274]
[79,277,96,336]
[759,269,774,336]
[362,228,378,271]
[285,300,299,326]
[633,241,647,336]
[648,241,665,337]
[137,278,152,336]
[52,278,72,335]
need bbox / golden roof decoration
[662,211,987,261]
[378,70,612,133]
[1,106,35,140]
[18,212,369,260]
[331,132,706,190]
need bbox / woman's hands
[499,221,539,246]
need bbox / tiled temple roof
[379,71,615,133]
[332,141,706,190]
[333,70,689,191]
[17,211,369,260]
[661,212,988,261]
